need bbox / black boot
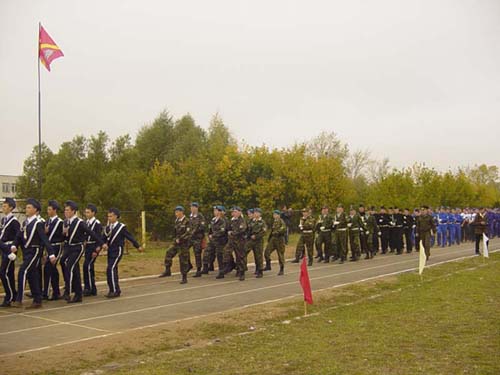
[256,270,263,278]
[193,267,202,277]
[264,260,271,271]
[201,265,209,274]
[307,258,313,266]
[277,266,284,276]
[216,271,225,279]
[180,274,188,284]
[239,271,245,281]
[159,268,171,278]
[317,255,323,263]
[291,258,300,263]
[208,263,215,271]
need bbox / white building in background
[0,175,19,199]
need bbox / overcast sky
[1,0,499,176]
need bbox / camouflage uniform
[315,213,333,262]
[164,215,192,276]
[189,212,206,272]
[202,216,228,274]
[223,215,247,277]
[245,218,267,276]
[264,217,287,273]
[364,213,379,258]
[333,212,348,262]
[294,215,316,265]
[348,213,362,260]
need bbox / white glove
[365,231,369,235]
[49,254,56,261]
[10,245,17,253]
[320,226,325,231]
[299,225,303,230]
[347,223,352,227]
[8,253,16,261]
[334,221,340,225]
[378,232,382,236]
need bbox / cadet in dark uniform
[189,202,206,278]
[202,206,228,275]
[333,204,348,263]
[416,206,435,260]
[402,208,414,253]
[293,208,316,266]
[62,200,104,303]
[10,198,53,308]
[221,206,247,280]
[100,208,143,295]
[377,206,391,254]
[358,205,370,259]
[471,208,488,255]
[0,198,20,307]
[160,206,192,284]
[365,206,379,258]
[264,209,287,275]
[390,207,404,254]
[245,208,267,278]
[42,200,64,301]
[83,204,103,297]
[315,206,333,262]
[413,209,421,251]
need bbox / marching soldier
[42,200,64,301]
[83,204,103,297]
[0,198,20,307]
[100,208,143,296]
[471,207,488,255]
[377,206,391,254]
[315,206,333,262]
[202,206,228,275]
[189,202,206,278]
[160,206,192,284]
[61,200,104,303]
[358,205,370,259]
[293,208,316,266]
[390,207,404,254]
[264,209,287,275]
[332,204,348,263]
[221,206,247,280]
[413,208,422,251]
[402,208,414,253]
[416,205,436,260]
[365,206,379,258]
[245,208,267,278]
[10,198,53,308]
[347,206,362,261]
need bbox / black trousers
[0,254,17,303]
[43,243,63,297]
[475,234,488,253]
[390,227,403,253]
[16,247,42,304]
[64,244,85,297]
[83,244,99,294]
[403,228,413,252]
[380,228,390,253]
[107,246,124,294]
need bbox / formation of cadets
[0,197,497,308]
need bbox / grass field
[39,252,499,375]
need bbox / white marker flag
[419,241,426,275]
[483,233,489,258]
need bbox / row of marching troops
[0,198,143,308]
[0,198,493,307]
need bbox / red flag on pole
[39,25,64,71]
[299,257,313,305]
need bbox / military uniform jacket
[270,217,287,238]
[0,214,20,255]
[64,217,104,249]
[377,213,391,228]
[402,214,414,229]
[316,214,333,233]
[189,213,206,240]
[365,214,378,234]
[248,218,267,241]
[228,216,247,240]
[471,213,488,235]
[390,213,404,228]
[209,216,228,243]
[333,212,348,230]
[45,216,65,245]
[348,214,362,231]
[299,216,316,235]
[172,216,191,245]
[12,217,54,255]
[85,218,103,245]
[416,214,436,234]
[104,221,140,252]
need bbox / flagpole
[37,21,42,201]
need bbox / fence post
[141,210,146,249]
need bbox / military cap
[421,205,429,209]
[174,205,185,212]
[214,205,225,212]
[380,205,386,209]
[48,200,60,211]
[231,206,242,212]
[108,207,121,217]
[86,203,97,213]
[322,205,329,209]
[247,208,254,214]
[359,204,365,208]
[64,200,78,211]
[370,206,376,210]
[3,198,16,209]
[337,203,343,208]
[191,202,199,207]
[273,209,281,215]
[26,198,41,212]
[254,208,262,214]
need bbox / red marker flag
[299,257,313,305]
[39,25,64,71]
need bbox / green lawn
[106,253,500,375]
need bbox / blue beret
[191,202,199,207]
[48,200,60,211]
[219,205,226,212]
[108,207,121,217]
[254,208,262,214]
[247,208,254,214]
[231,206,242,212]
[273,209,281,215]
[65,200,78,211]
[86,203,97,213]
[3,198,16,209]
[175,205,185,212]
[26,198,41,212]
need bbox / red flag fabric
[299,257,313,304]
[39,25,64,71]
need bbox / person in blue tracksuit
[100,208,143,298]
[437,208,448,247]
[454,209,463,245]
[42,200,64,300]
[83,204,103,297]
[0,198,20,307]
